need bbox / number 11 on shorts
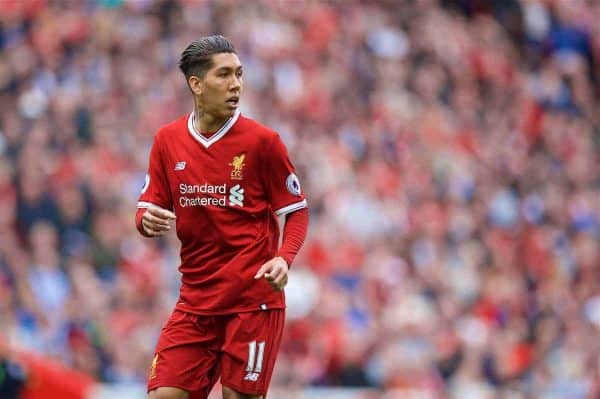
[244,340,265,381]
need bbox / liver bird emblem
[232,154,245,171]
[230,154,246,180]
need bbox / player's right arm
[138,206,176,237]
[135,131,175,237]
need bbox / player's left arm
[255,207,309,290]
[255,133,309,290]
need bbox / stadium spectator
[0,339,27,399]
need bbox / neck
[194,104,229,134]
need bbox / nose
[230,75,241,91]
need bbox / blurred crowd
[1,0,599,398]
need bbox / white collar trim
[187,109,240,148]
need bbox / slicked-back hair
[179,35,237,82]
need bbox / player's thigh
[148,310,222,399]
[148,386,189,399]
[220,309,285,396]
[221,385,263,399]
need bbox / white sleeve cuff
[274,199,307,216]
[137,201,170,211]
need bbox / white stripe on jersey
[274,199,308,216]
[187,109,240,148]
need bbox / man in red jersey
[135,35,309,399]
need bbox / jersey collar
[187,109,241,148]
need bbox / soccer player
[135,35,309,399]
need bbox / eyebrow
[216,66,243,72]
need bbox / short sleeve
[137,133,172,211]
[263,134,307,216]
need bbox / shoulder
[238,115,280,145]
[154,114,190,143]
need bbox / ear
[188,75,203,96]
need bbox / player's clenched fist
[142,207,176,237]
[254,257,289,291]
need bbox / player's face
[195,53,243,120]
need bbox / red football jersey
[137,110,307,315]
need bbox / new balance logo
[229,184,244,207]
[244,372,260,382]
[174,161,186,171]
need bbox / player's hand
[254,257,289,291]
[141,207,176,237]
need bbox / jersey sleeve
[263,134,307,216]
[137,132,173,211]
[277,207,309,266]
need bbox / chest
[163,133,263,194]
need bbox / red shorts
[147,308,285,398]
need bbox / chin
[223,108,236,118]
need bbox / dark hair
[178,35,236,80]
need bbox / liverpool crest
[229,154,246,180]
[149,354,158,379]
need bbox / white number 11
[246,341,265,373]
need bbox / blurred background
[1,0,599,398]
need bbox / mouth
[226,96,239,108]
